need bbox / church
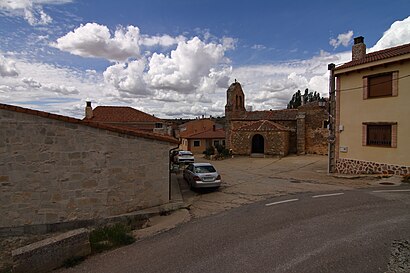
[225,81,329,156]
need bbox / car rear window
[194,166,216,173]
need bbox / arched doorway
[251,134,264,154]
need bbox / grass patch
[89,223,135,253]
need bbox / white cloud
[3,17,409,120]
[251,44,267,50]
[53,23,141,62]
[329,30,354,49]
[0,0,71,26]
[103,59,149,96]
[140,34,186,47]
[370,16,410,52]
[0,55,19,77]
[146,37,229,92]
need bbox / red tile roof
[0,103,179,144]
[184,128,225,139]
[236,120,291,132]
[87,106,162,123]
[238,109,298,121]
[336,42,410,70]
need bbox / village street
[178,154,393,219]
[55,154,410,273]
[57,155,410,272]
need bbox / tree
[287,88,323,109]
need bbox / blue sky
[0,0,409,118]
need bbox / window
[363,72,398,99]
[362,123,397,147]
[155,122,163,128]
[193,140,200,147]
[213,140,219,147]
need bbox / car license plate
[203,176,214,182]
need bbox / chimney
[85,101,93,119]
[212,125,216,131]
[352,36,366,61]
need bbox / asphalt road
[60,186,410,273]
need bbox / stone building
[225,82,328,156]
[0,103,179,232]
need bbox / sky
[0,0,410,119]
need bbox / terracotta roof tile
[0,103,179,144]
[336,43,410,70]
[239,109,298,121]
[184,128,225,139]
[86,106,162,123]
[236,120,291,131]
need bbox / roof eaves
[0,103,179,144]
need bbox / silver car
[183,163,221,189]
[174,150,195,164]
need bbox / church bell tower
[225,80,246,120]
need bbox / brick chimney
[85,101,93,119]
[352,36,366,61]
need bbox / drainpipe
[169,144,180,201]
[328,63,336,174]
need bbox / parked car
[174,150,195,164]
[183,163,221,189]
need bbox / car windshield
[180,151,193,156]
[194,165,216,173]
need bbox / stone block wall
[12,228,90,273]
[336,158,409,175]
[231,131,289,156]
[0,108,173,229]
[304,107,329,155]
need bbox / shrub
[203,146,215,156]
[89,223,135,253]
[402,174,410,183]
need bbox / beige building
[179,119,225,153]
[333,37,410,175]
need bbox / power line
[336,74,410,92]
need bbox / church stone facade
[225,82,328,156]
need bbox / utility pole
[328,63,336,173]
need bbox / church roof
[239,109,298,121]
[236,120,291,132]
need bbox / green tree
[287,89,324,109]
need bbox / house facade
[332,37,410,175]
[225,82,329,156]
[182,127,226,154]
[0,103,179,231]
[179,119,225,153]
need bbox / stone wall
[336,158,410,175]
[12,228,90,273]
[231,131,289,156]
[0,108,174,229]
[304,107,329,155]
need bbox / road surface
[59,186,410,273]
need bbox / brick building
[225,82,328,156]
